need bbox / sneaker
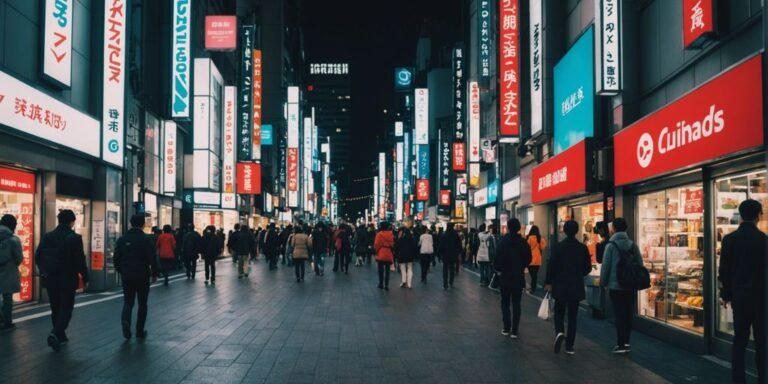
[613,345,629,354]
[136,330,147,339]
[501,330,510,336]
[565,349,575,355]
[554,332,565,353]
[59,336,69,345]
[122,321,132,340]
[510,333,519,339]
[47,333,61,352]
[211,280,215,285]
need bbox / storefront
[613,54,765,355]
[0,167,37,303]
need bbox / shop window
[1,189,35,302]
[557,202,603,264]
[637,184,704,334]
[714,170,767,338]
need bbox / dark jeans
[731,295,766,384]
[184,256,197,278]
[1,293,13,325]
[377,261,391,287]
[555,299,581,349]
[204,258,216,281]
[294,260,306,280]
[47,286,76,339]
[479,262,491,285]
[528,265,540,291]
[419,254,432,282]
[268,252,278,269]
[500,284,523,334]
[609,289,635,347]
[121,277,150,333]
[443,260,456,287]
[160,258,175,284]
[340,252,351,272]
[333,251,340,271]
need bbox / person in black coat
[114,214,160,340]
[230,225,256,278]
[438,223,463,290]
[181,224,201,279]
[718,199,766,384]
[395,227,418,288]
[35,209,89,351]
[493,218,532,338]
[201,226,220,284]
[545,220,592,354]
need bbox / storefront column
[88,166,120,292]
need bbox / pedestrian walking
[526,225,546,294]
[545,220,592,355]
[114,214,160,340]
[181,224,201,279]
[201,225,219,284]
[0,214,23,331]
[264,223,279,270]
[331,223,342,272]
[291,226,312,282]
[396,226,417,288]
[374,222,395,291]
[216,228,226,259]
[227,223,240,266]
[353,224,369,267]
[284,225,295,268]
[35,209,89,351]
[470,228,480,268]
[230,224,256,279]
[418,227,434,283]
[718,199,765,384]
[477,224,496,286]
[155,225,176,286]
[338,225,352,274]
[600,217,644,354]
[438,223,463,290]
[493,218,532,339]
[310,222,330,276]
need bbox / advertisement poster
[682,188,704,214]
[91,220,105,271]
[553,27,594,154]
[14,203,34,302]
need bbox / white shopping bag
[538,293,553,321]
[726,305,734,323]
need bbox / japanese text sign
[683,0,715,49]
[205,15,237,51]
[532,139,590,203]
[499,0,520,140]
[43,0,73,87]
[595,0,621,94]
[102,0,127,167]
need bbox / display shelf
[674,302,704,311]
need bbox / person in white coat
[477,224,496,286]
[418,227,435,283]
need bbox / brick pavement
[0,258,740,384]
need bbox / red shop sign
[416,179,430,201]
[0,167,35,194]
[236,162,261,195]
[532,140,591,204]
[683,0,715,49]
[439,190,451,206]
[614,55,763,186]
[204,16,237,51]
[452,142,466,171]
[287,148,299,191]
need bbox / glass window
[144,113,161,193]
[714,170,767,337]
[557,202,603,264]
[1,190,35,302]
[637,184,704,334]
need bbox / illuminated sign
[204,15,237,51]
[238,26,254,160]
[102,0,127,167]
[43,0,73,87]
[310,63,349,75]
[223,86,236,193]
[529,0,543,136]
[171,0,191,118]
[395,67,414,91]
[595,0,621,95]
[163,121,177,194]
[554,27,595,154]
[252,49,262,160]
[469,81,480,162]
[499,0,520,141]
[453,47,465,140]
[414,88,429,144]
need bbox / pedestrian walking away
[114,214,160,340]
[291,226,312,282]
[438,222,463,290]
[374,222,395,291]
[418,227,434,283]
[718,199,766,384]
[311,222,330,276]
[34,209,89,351]
[181,224,201,279]
[545,220,592,355]
[493,218,532,339]
[338,224,353,274]
[264,223,280,270]
[353,224,369,267]
[230,224,256,279]
[477,223,496,286]
[0,214,23,331]
[600,217,644,354]
[201,225,220,284]
[526,225,546,294]
[155,225,176,286]
[396,225,417,288]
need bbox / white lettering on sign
[690,1,705,31]
[171,0,190,118]
[537,166,568,192]
[596,0,621,94]
[102,0,126,167]
[560,86,585,116]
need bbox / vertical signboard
[683,0,715,49]
[223,86,236,193]
[171,0,191,119]
[378,152,386,218]
[163,121,177,194]
[595,0,621,95]
[452,142,466,172]
[414,88,429,144]
[238,25,254,160]
[455,173,468,200]
[417,144,430,179]
[304,117,313,175]
[440,138,451,189]
[416,179,429,201]
[453,47,465,141]
[529,0,543,136]
[102,0,127,167]
[499,0,520,141]
[287,87,299,207]
[469,163,481,188]
[468,81,481,162]
[43,0,73,87]
[478,0,492,86]
[91,220,105,271]
[236,162,261,194]
[252,49,262,160]
[262,124,273,145]
[395,121,404,137]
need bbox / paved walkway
[0,257,740,384]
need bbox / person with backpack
[290,226,312,282]
[600,217,647,354]
[526,225,547,294]
[493,218,532,339]
[114,214,160,340]
[155,225,176,286]
[0,214,23,331]
[418,227,434,283]
[35,209,89,351]
[201,225,220,284]
[181,224,201,280]
[545,220,592,355]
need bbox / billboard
[252,49,262,160]
[204,15,237,51]
[529,0,543,136]
[171,0,191,119]
[395,67,414,92]
[236,162,261,194]
[102,0,127,167]
[554,27,594,154]
[163,121,177,194]
[238,26,254,160]
[223,86,236,193]
[414,88,429,144]
[499,0,520,141]
[43,0,73,87]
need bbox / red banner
[287,148,299,191]
[204,16,237,51]
[440,190,451,206]
[0,167,35,193]
[452,142,466,171]
[683,0,715,49]
[236,162,261,194]
[252,50,262,156]
[18,203,33,301]
[683,188,704,214]
[499,0,520,138]
[614,55,763,186]
[416,179,429,201]
[532,140,588,204]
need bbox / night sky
[302,0,461,218]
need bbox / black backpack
[609,241,651,290]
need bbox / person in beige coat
[291,226,312,282]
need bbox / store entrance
[557,201,604,264]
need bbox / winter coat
[230,230,256,256]
[291,233,311,260]
[156,233,176,259]
[437,229,463,263]
[527,235,547,266]
[182,231,202,259]
[418,233,434,255]
[493,233,532,289]
[0,225,23,294]
[718,222,767,301]
[35,224,89,290]
[374,230,395,263]
[201,231,220,260]
[354,228,369,254]
[545,237,592,301]
[311,229,330,254]
[395,231,418,263]
[114,228,160,280]
[477,232,494,262]
[599,232,644,291]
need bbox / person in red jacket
[155,225,176,286]
[374,222,395,291]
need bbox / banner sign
[440,189,451,206]
[171,0,191,118]
[262,124,273,145]
[395,121,403,137]
[529,0,543,136]
[614,55,764,186]
[16,202,34,301]
[455,173,467,200]
[223,86,236,193]
[554,27,595,154]
[532,139,591,203]
[91,220,104,271]
[469,163,481,188]
[683,188,704,214]
[473,188,488,207]
[102,0,127,167]
[0,167,35,194]
[683,0,715,49]
[43,0,73,87]
[414,88,429,144]
[478,0,492,85]
[453,47,465,141]
[163,121,177,194]
[469,81,481,162]
[454,200,467,222]
[252,49,262,160]
[595,0,621,95]
[238,25,254,160]
[488,179,499,204]
[499,0,520,140]
[288,147,298,191]
[416,179,429,201]
[418,144,430,179]
[440,139,451,189]
[452,142,466,172]
[204,15,237,51]
[236,162,260,194]
[502,176,520,201]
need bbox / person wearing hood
[374,222,395,291]
[0,214,23,331]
